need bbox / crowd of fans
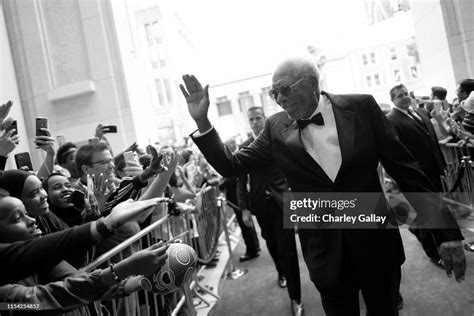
[0,75,472,315]
[0,101,224,315]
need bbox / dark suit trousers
[232,206,260,255]
[254,196,301,300]
[317,236,401,316]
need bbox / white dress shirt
[300,94,342,182]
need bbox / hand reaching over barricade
[112,241,169,279]
[139,145,165,183]
[101,197,170,232]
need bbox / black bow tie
[296,112,324,129]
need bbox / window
[365,75,372,87]
[374,74,380,86]
[216,97,232,116]
[393,69,401,83]
[145,24,154,46]
[238,92,254,112]
[409,65,420,79]
[390,48,397,60]
[370,52,376,64]
[362,54,368,66]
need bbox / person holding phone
[0,101,17,170]
[0,192,169,313]
[0,121,19,170]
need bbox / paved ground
[209,226,474,316]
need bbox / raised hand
[0,128,19,157]
[0,101,13,129]
[34,128,55,155]
[179,75,211,132]
[161,150,178,174]
[90,173,116,200]
[103,198,170,230]
[147,145,166,174]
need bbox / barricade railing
[193,186,221,265]
[440,142,473,217]
[81,187,224,316]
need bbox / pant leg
[233,208,259,254]
[266,197,301,300]
[360,266,401,316]
[255,211,283,275]
[316,279,360,316]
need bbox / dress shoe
[278,275,287,288]
[239,252,259,262]
[291,300,305,316]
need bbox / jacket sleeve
[0,223,95,285]
[191,124,274,178]
[237,173,250,212]
[0,269,124,311]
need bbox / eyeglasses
[268,77,307,100]
[88,158,114,166]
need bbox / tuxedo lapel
[326,93,355,165]
[281,121,333,184]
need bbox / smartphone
[123,151,136,166]
[69,189,85,210]
[14,152,33,171]
[57,135,66,146]
[5,120,18,136]
[102,125,117,133]
[36,117,48,136]
[88,137,99,145]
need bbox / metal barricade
[79,185,227,316]
[193,186,221,265]
[440,142,473,220]
[83,208,194,316]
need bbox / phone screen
[14,152,33,170]
[70,190,85,210]
[36,118,48,136]
[123,151,136,166]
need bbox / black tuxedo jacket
[192,92,462,290]
[386,108,445,189]
[236,136,290,216]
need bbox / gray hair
[272,57,320,82]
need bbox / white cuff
[192,126,214,138]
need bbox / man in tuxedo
[179,57,466,315]
[387,84,447,267]
[237,106,303,315]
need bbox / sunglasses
[268,77,307,100]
